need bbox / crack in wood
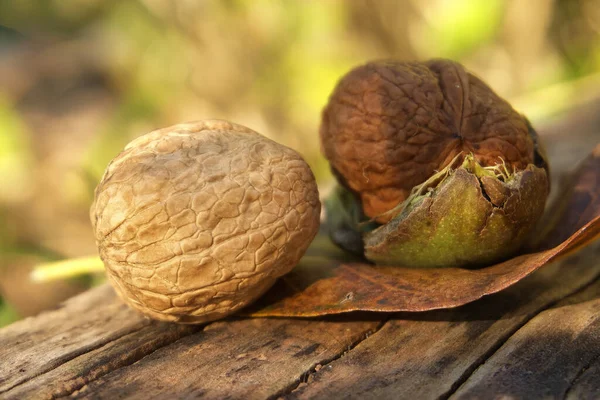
[51,325,203,399]
[270,317,390,400]
[562,343,600,399]
[444,274,600,400]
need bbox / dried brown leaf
[248,145,600,317]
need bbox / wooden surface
[1,232,600,400]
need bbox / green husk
[326,155,549,269]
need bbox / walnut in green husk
[321,59,550,268]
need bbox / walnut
[90,120,320,323]
[321,60,549,268]
[320,59,544,223]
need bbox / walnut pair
[91,60,549,324]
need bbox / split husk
[362,155,548,268]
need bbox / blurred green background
[1,0,599,326]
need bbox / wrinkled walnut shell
[90,120,321,323]
[321,59,551,268]
[320,59,546,223]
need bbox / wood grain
[0,285,149,394]
[285,242,600,399]
[71,316,382,399]
[565,356,600,400]
[451,278,600,399]
[2,318,197,399]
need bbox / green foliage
[0,0,111,35]
[0,97,32,200]
[0,296,19,327]
[414,0,503,58]
[0,98,32,250]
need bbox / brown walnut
[320,59,543,222]
[90,120,321,323]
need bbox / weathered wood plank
[0,285,152,394]
[2,318,197,400]
[286,243,600,400]
[70,316,383,399]
[566,356,600,400]
[451,278,600,399]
